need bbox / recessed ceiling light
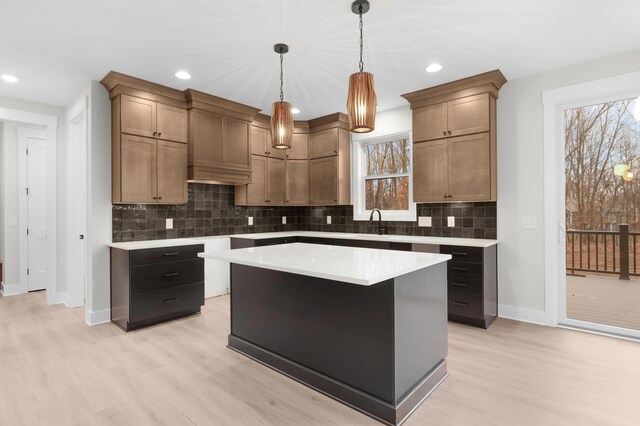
[1,74,19,83]
[425,63,443,73]
[174,70,191,80]
[291,107,300,114]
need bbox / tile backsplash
[112,184,496,242]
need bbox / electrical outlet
[447,216,455,227]
[418,216,432,227]
[248,216,254,226]
[166,218,173,229]
[282,216,287,225]
[327,216,332,224]
[523,217,537,230]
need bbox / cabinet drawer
[440,245,483,263]
[130,258,204,294]
[256,237,298,246]
[448,261,483,278]
[130,244,204,266]
[448,291,483,319]
[297,237,334,245]
[448,276,483,295]
[130,283,204,323]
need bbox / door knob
[79,235,84,240]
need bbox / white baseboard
[85,308,110,326]
[1,282,25,296]
[56,291,69,306]
[498,303,547,326]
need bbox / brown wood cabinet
[120,94,188,143]
[307,113,351,205]
[286,133,309,160]
[235,156,285,205]
[102,73,190,205]
[286,159,309,205]
[250,119,286,159]
[403,69,506,203]
[185,89,260,185]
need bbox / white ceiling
[1,0,640,119]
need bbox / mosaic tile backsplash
[112,184,497,242]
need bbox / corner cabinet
[102,72,190,205]
[308,113,351,205]
[403,70,506,203]
[185,90,260,185]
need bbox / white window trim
[351,131,416,222]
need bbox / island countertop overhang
[199,242,451,286]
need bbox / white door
[26,137,48,291]
[68,100,88,307]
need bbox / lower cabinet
[110,244,205,331]
[441,244,497,328]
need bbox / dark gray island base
[228,263,448,425]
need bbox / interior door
[26,137,47,291]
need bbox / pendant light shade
[271,100,294,149]
[346,0,376,133]
[347,71,376,133]
[271,43,293,149]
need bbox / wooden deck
[566,274,640,331]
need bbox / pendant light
[346,0,377,133]
[271,43,293,149]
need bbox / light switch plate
[327,216,332,224]
[418,216,432,227]
[248,216,254,226]
[523,217,537,229]
[282,216,287,225]
[166,218,173,229]
[447,216,455,227]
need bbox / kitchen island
[200,243,451,425]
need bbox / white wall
[0,96,65,296]
[497,48,640,323]
[350,105,411,142]
[0,122,4,280]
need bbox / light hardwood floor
[1,292,639,425]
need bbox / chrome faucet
[369,208,386,235]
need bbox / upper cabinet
[184,89,260,185]
[403,69,506,203]
[102,72,189,204]
[308,113,351,205]
[286,131,309,160]
[249,115,286,159]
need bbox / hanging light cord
[279,51,284,102]
[358,5,364,72]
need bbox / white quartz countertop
[199,243,451,286]
[108,236,228,250]
[229,231,497,248]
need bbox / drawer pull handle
[453,301,468,306]
[452,282,468,287]
[163,252,179,257]
[452,267,468,272]
[452,252,468,256]
[163,272,179,278]
[163,298,179,303]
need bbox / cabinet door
[309,128,339,159]
[250,125,268,156]
[157,140,188,204]
[413,103,447,142]
[448,133,491,201]
[413,140,448,202]
[121,95,156,138]
[447,93,489,137]
[246,155,267,204]
[190,109,223,166]
[286,159,309,205]
[120,134,157,203]
[286,134,309,160]
[267,129,287,159]
[224,118,251,169]
[309,156,338,205]
[267,157,285,205]
[157,103,188,143]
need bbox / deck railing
[566,224,638,279]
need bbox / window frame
[351,131,416,222]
